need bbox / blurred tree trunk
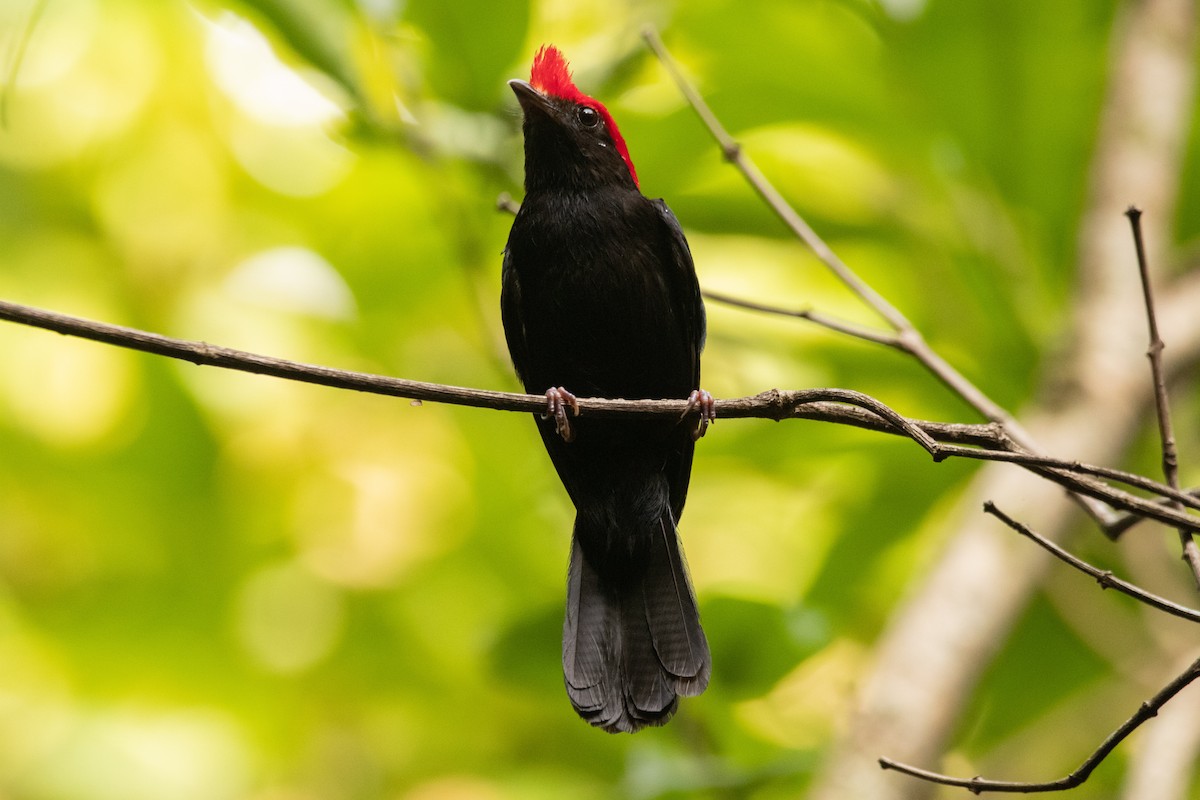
[810,0,1200,797]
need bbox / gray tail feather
[562,513,710,733]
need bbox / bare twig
[5,297,1200,532]
[1120,658,1200,800]
[1126,206,1200,588]
[1004,466,1200,535]
[694,290,1200,532]
[793,406,1200,518]
[640,25,1118,530]
[696,291,1200,522]
[984,502,1200,623]
[1106,488,1200,538]
[640,28,910,334]
[879,655,1200,794]
[0,298,937,446]
[700,279,1200,535]
[699,289,904,348]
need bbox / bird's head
[510,45,639,192]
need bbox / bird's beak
[509,79,554,117]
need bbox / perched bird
[502,45,712,733]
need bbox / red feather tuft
[529,45,639,187]
[530,45,582,104]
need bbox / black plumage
[501,46,711,733]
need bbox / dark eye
[576,106,600,128]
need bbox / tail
[562,509,710,733]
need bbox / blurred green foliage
[0,0,1195,798]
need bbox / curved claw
[685,389,715,440]
[542,386,580,442]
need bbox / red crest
[529,45,638,187]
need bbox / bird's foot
[543,387,580,442]
[685,389,715,440]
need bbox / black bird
[502,45,712,733]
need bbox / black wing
[652,198,705,387]
[500,246,531,386]
[651,198,706,521]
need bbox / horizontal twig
[1,297,1199,533]
[696,291,1200,525]
[700,289,904,348]
[1106,488,1200,538]
[0,299,936,436]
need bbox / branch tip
[985,503,1200,622]
[1125,205,1200,589]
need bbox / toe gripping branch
[542,387,712,443]
[685,389,715,440]
[543,387,580,442]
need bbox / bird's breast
[507,192,690,399]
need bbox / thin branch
[1126,206,1200,588]
[944,447,1200,525]
[1127,207,1175,474]
[691,292,1200,532]
[1008,465,1200,535]
[686,293,1200,532]
[1106,488,1200,538]
[687,291,1200,531]
[983,502,1200,623]
[691,275,1200,537]
[917,440,1200,510]
[699,289,904,348]
[879,655,1200,794]
[640,25,1119,529]
[0,297,935,448]
[4,297,1200,534]
[0,299,550,413]
[835,412,1200,515]
[640,28,910,334]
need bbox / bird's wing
[500,247,531,386]
[651,198,705,520]
[652,198,706,387]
